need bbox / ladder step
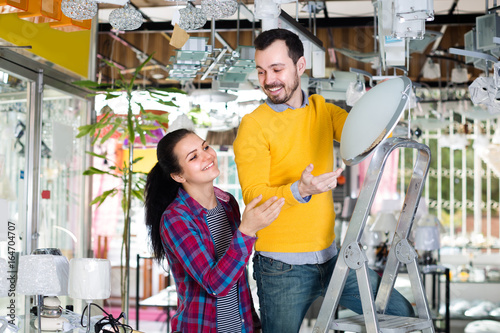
[331,314,433,333]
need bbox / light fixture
[61,0,97,20]
[422,59,441,79]
[451,66,469,83]
[16,254,70,333]
[370,212,398,243]
[179,2,207,31]
[109,3,143,31]
[189,89,237,104]
[469,76,494,105]
[392,0,433,39]
[254,0,280,19]
[340,77,411,165]
[414,219,440,264]
[201,0,238,19]
[345,79,366,107]
[394,0,434,22]
[69,258,111,333]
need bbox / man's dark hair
[254,29,304,64]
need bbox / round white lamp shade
[340,77,412,166]
[16,254,69,296]
[0,258,8,298]
[69,258,111,301]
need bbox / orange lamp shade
[50,15,91,32]
[17,0,62,23]
[0,0,29,13]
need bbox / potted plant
[74,54,185,318]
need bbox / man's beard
[265,74,300,105]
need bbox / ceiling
[93,0,490,90]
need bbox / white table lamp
[370,212,398,244]
[69,258,111,333]
[16,254,69,332]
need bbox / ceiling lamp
[254,0,280,19]
[340,77,411,165]
[201,0,238,19]
[179,2,206,30]
[422,59,441,79]
[61,0,97,20]
[109,3,143,30]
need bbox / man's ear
[171,173,185,183]
[296,56,306,75]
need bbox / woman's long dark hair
[144,128,194,262]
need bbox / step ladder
[313,137,435,333]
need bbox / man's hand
[239,195,285,237]
[297,164,344,198]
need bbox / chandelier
[109,3,143,30]
[179,2,207,31]
[201,0,238,19]
[61,0,98,20]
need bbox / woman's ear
[171,173,185,183]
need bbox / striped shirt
[206,201,242,333]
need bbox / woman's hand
[239,195,285,237]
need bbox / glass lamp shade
[179,2,207,31]
[16,255,69,296]
[414,226,440,251]
[201,0,238,19]
[394,0,434,22]
[0,258,8,298]
[345,80,366,107]
[254,0,280,19]
[340,76,411,166]
[109,4,143,31]
[69,258,111,301]
[61,0,98,20]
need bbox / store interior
[1,0,500,332]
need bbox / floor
[136,317,318,333]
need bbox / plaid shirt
[160,187,259,333]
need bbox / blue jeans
[252,253,415,333]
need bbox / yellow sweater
[233,94,348,252]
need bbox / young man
[233,28,415,333]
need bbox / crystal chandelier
[109,3,143,31]
[201,0,238,19]
[179,2,207,31]
[61,0,98,20]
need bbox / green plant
[74,54,185,317]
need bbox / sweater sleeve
[329,102,348,142]
[233,114,303,209]
[161,207,256,297]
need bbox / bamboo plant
[74,54,185,317]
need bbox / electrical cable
[80,303,133,333]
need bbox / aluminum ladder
[313,137,435,333]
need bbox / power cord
[80,303,133,333]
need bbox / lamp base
[34,316,69,331]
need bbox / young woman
[144,129,284,333]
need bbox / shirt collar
[177,186,230,215]
[265,89,309,112]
